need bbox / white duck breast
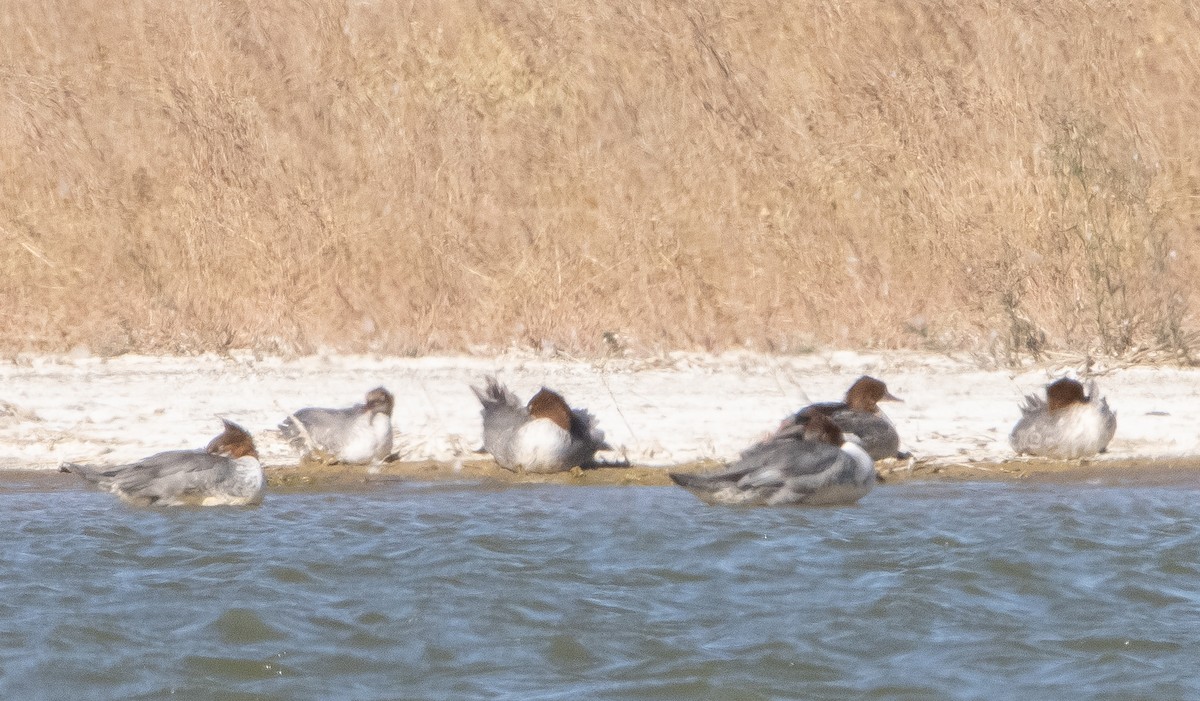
[471,377,610,473]
[281,387,395,464]
[197,456,265,505]
[1010,379,1117,459]
[510,418,576,473]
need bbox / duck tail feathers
[668,471,713,490]
[569,408,609,448]
[471,376,521,411]
[1018,393,1046,415]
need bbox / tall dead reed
[1,0,1197,360]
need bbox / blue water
[1,477,1199,700]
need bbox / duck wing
[670,434,840,492]
[733,439,844,490]
[281,405,361,454]
[68,450,239,504]
[668,461,760,490]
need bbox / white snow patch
[0,350,1193,469]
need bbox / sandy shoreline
[2,349,1199,486]
[10,455,1200,498]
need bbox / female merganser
[669,412,875,506]
[279,387,395,464]
[61,420,264,506]
[779,375,903,460]
[1010,377,1116,459]
[471,376,611,473]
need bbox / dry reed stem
[2,1,1198,359]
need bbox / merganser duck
[669,411,875,506]
[471,376,611,473]
[61,420,264,506]
[1010,377,1116,459]
[279,387,395,464]
[779,375,903,460]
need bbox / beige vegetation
[2,1,1198,359]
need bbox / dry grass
[2,0,1198,359]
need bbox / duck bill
[882,391,903,403]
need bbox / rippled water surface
[3,476,1200,700]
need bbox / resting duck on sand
[471,377,611,473]
[61,420,264,506]
[778,375,904,461]
[280,387,395,464]
[1010,377,1116,459]
[670,412,875,506]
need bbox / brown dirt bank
[876,456,1200,487]
[269,456,1200,492]
[263,459,719,492]
[11,457,1200,497]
